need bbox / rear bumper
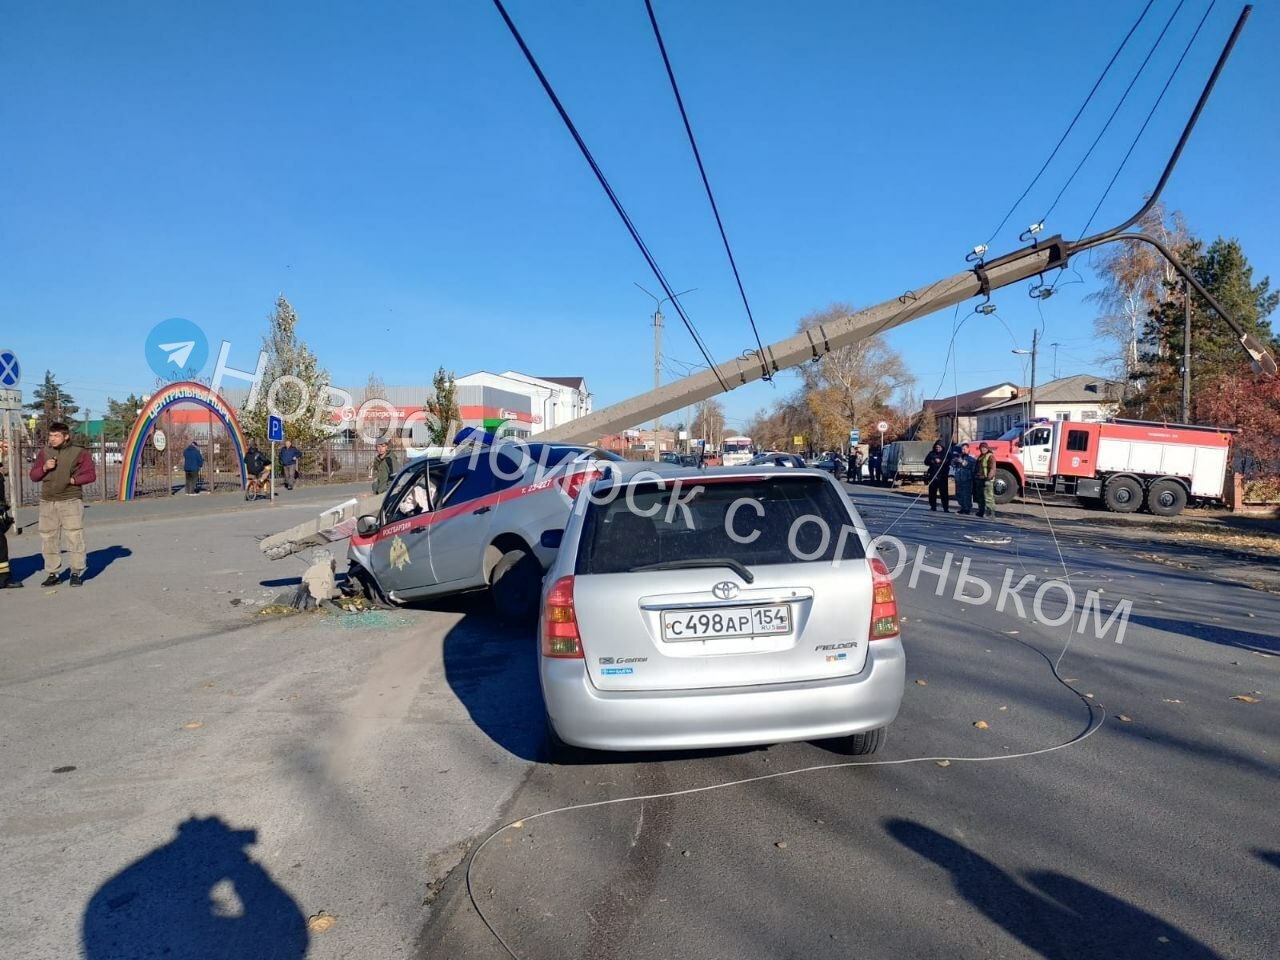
[541,637,906,751]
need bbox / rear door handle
[472,506,491,515]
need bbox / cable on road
[981,0,1157,249]
[643,0,772,382]
[490,0,729,391]
[463,300,1108,960]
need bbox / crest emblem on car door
[712,581,740,600]
[389,536,412,571]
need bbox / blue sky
[1,0,1276,429]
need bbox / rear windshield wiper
[627,558,755,584]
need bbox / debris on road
[1231,694,1261,704]
[306,910,337,933]
[973,720,989,730]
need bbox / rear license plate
[661,605,792,642]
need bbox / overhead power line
[490,0,728,390]
[1072,0,1219,244]
[983,0,1157,248]
[1039,0,1190,226]
[643,0,771,380]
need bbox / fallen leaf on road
[774,841,788,849]
[998,705,1008,711]
[181,721,204,730]
[914,679,928,686]
[511,820,524,829]
[936,760,951,767]
[973,721,989,730]
[1162,699,1183,704]
[1117,715,1132,722]
[1231,695,1260,704]
[306,911,337,933]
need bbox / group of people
[924,441,997,517]
[241,439,302,500]
[844,448,883,484]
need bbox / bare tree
[1088,201,1189,389]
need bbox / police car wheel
[490,548,541,623]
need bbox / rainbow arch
[118,381,248,500]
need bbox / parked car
[347,442,623,618]
[881,440,932,484]
[539,465,906,755]
[813,453,845,475]
[748,452,806,468]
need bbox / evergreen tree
[25,370,79,431]
[104,393,148,442]
[1130,237,1278,421]
[239,295,333,465]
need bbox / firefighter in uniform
[975,442,997,518]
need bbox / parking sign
[268,415,284,443]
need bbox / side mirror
[356,515,379,537]
[540,529,564,549]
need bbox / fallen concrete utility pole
[539,4,1272,446]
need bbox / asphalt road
[1,482,1276,959]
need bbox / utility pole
[635,283,695,462]
[1181,277,1192,422]
[1030,328,1038,425]
[652,303,662,462]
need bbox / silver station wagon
[539,465,906,755]
[347,442,621,618]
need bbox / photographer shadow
[82,816,308,960]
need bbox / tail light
[542,575,583,658]
[559,467,603,500]
[869,557,899,640]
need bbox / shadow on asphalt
[886,818,1222,959]
[9,544,132,583]
[82,816,308,960]
[1126,613,1277,655]
[1256,850,1280,871]
[435,592,765,766]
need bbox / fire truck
[981,418,1236,516]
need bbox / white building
[453,371,591,436]
[975,375,1123,438]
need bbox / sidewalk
[9,481,373,532]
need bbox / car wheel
[1103,476,1143,513]
[992,467,1019,504]
[829,726,885,756]
[490,547,542,623]
[1146,479,1187,517]
[346,561,392,607]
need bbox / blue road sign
[268,415,284,443]
[849,429,861,444]
[0,349,20,387]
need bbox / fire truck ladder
[540,5,1273,447]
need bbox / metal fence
[5,436,385,506]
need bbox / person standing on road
[29,421,95,587]
[278,439,301,491]
[183,441,203,496]
[975,442,996,518]
[924,441,950,513]
[0,441,21,588]
[869,447,883,484]
[952,443,975,515]
[371,441,398,495]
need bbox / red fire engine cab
[982,418,1236,516]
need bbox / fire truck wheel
[1104,476,1143,513]
[1146,479,1187,517]
[992,467,1019,504]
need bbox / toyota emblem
[711,581,740,600]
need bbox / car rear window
[575,475,865,575]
